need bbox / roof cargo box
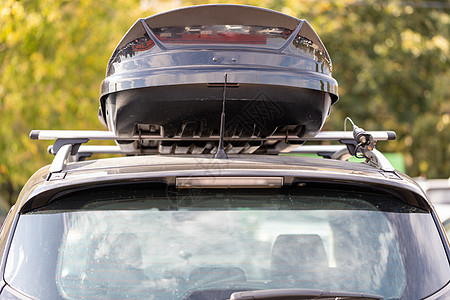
[98,5,339,153]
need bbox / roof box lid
[100,4,338,101]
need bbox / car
[417,178,450,238]
[444,219,450,237]
[1,133,449,300]
[416,178,450,221]
[1,4,449,300]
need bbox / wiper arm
[229,288,384,300]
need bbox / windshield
[5,183,449,299]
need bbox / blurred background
[0,0,449,207]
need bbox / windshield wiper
[229,289,384,299]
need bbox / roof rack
[30,127,397,180]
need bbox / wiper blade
[229,288,384,300]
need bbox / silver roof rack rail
[30,129,396,142]
[30,125,397,180]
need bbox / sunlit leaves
[0,0,143,203]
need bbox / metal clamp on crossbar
[48,138,89,156]
[30,131,92,179]
[46,138,89,180]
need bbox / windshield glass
[5,184,449,299]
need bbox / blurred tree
[0,0,147,204]
[0,0,448,204]
[305,0,450,178]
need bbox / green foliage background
[0,0,449,204]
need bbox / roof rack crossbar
[47,145,141,159]
[291,145,348,159]
[30,130,117,141]
[30,130,396,142]
[31,129,397,173]
[63,144,396,172]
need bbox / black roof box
[98,5,339,154]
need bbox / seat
[271,234,328,288]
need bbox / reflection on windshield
[4,187,449,300]
[51,209,406,299]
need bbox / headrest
[271,234,328,286]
